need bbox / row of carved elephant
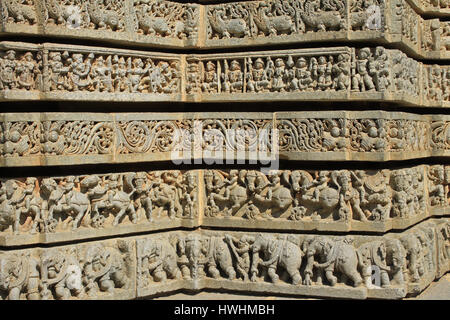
[137,221,448,291]
[0,239,133,300]
[0,166,448,238]
[1,218,448,299]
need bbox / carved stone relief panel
[0,170,200,246]
[0,238,136,300]
[40,0,126,32]
[202,166,433,233]
[3,112,450,167]
[135,219,449,299]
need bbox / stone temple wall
[0,0,448,300]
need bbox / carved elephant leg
[286,265,302,285]
[55,282,70,300]
[324,266,337,286]
[8,286,21,300]
[360,265,372,287]
[267,265,279,283]
[380,270,390,288]
[347,269,363,287]
[152,264,167,282]
[207,263,220,279]
[99,279,115,293]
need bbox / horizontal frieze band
[0,165,448,246]
[1,0,449,59]
[1,111,450,166]
[0,42,449,107]
[0,217,448,299]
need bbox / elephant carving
[82,244,129,296]
[201,236,236,280]
[357,239,405,288]
[303,236,362,287]
[250,233,302,285]
[0,253,40,300]
[138,238,180,282]
[40,249,83,300]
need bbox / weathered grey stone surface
[0,218,447,299]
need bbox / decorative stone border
[0,165,448,245]
[0,218,448,300]
[1,0,449,59]
[1,111,450,167]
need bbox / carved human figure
[41,177,90,231]
[223,60,243,93]
[69,53,94,91]
[292,57,313,91]
[91,56,113,92]
[16,52,39,90]
[271,58,287,92]
[247,58,270,93]
[317,56,332,90]
[428,165,447,206]
[202,61,218,93]
[332,170,368,221]
[48,52,70,91]
[112,56,128,92]
[0,50,17,90]
[224,234,252,281]
[149,171,182,219]
[372,47,390,91]
[352,48,375,92]
[0,179,26,234]
[332,53,350,91]
[131,172,153,222]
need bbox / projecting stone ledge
[1,111,450,167]
[0,42,449,107]
[0,218,448,300]
[0,165,448,246]
[1,0,450,59]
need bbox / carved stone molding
[0,1,449,59]
[1,42,450,106]
[0,165,448,245]
[0,218,448,299]
[2,112,450,167]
